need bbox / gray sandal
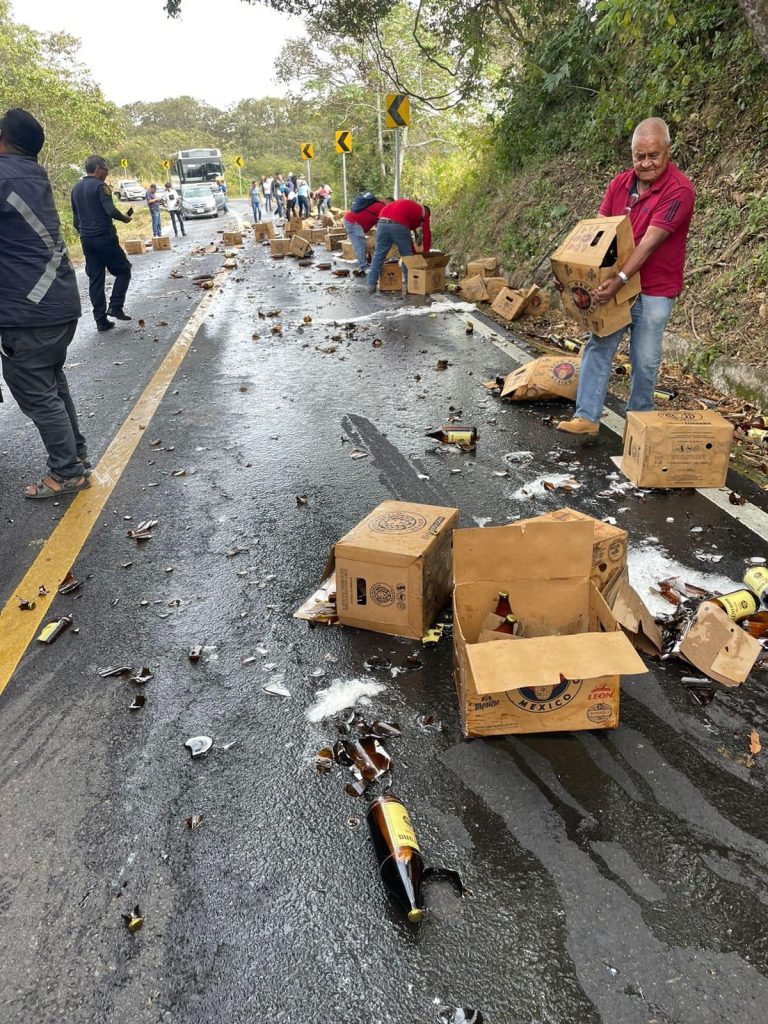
[25,476,91,500]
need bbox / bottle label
[713,590,759,620]
[382,801,420,851]
[744,567,768,600]
[443,430,474,444]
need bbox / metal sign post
[385,95,410,200]
[335,131,352,209]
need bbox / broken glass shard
[185,735,212,758]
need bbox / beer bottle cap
[407,907,424,923]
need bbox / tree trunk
[737,0,768,61]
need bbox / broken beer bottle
[367,794,424,923]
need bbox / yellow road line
[0,272,224,697]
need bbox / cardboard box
[526,508,627,593]
[402,252,450,296]
[484,277,507,302]
[325,230,346,251]
[124,239,145,255]
[222,230,243,246]
[498,356,581,401]
[551,215,641,337]
[491,285,539,321]
[269,238,292,256]
[459,274,489,302]
[467,257,499,277]
[679,601,762,687]
[378,261,403,291]
[452,519,647,737]
[289,234,312,258]
[152,236,171,251]
[520,289,551,317]
[254,222,276,241]
[340,239,357,261]
[296,500,459,640]
[619,410,734,488]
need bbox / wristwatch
[617,270,629,284]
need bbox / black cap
[0,108,44,157]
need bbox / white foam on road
[305,678,386,722]
[310,301,477,327]
[627,542,742,617]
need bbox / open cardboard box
[295,500,458,640]
[551,215,641,337]
[401,251,450,296]
[491,285,539,321]
[518,507,628,593]
[453,519,647,737]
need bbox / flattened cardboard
[459,274,489,302]
[679,601,762,687]
[499,356,581,402]
[620,410,734,489]
[453,519,647,736]
[467,257,499,277]
[302,500,459,640]
[551,215,641,336]
[491,285,539,321]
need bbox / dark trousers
[82,234,132,320]
[298,195,309,217]
[0,320,87,480]
[169,209,186,236]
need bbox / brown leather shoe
[556,417,599,436]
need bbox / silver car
[181,184,225,219]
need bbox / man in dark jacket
[71,154,133,332]
[0,108,90,499]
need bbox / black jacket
[71,175,131,240]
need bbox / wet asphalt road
[1,202,768,1024]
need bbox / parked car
[115,179,146,202]
[181,183,225,218]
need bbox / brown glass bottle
[494,613,519,635]
[425,426,478,445]
[708,589,759,621]
[367,794,424,923]
[495,591,512,618]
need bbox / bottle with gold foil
[744,566,768,605]
[709,589,759,621]
[495,591,512,618]
[367,794,424,923]
[494,613,520,635]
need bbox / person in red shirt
[343,194,387,274]
[367,198,431,292]
[557,117,694,436]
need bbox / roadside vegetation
[2,0,767,368]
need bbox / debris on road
[367,794,424,923]
[127,519,158,542]
[487,356,580,402]
[128,694,146,710]
[185,736,213,758]
[99,665,132,678]
[17,597,35,611]
[185,814,204,829]
[37,615,72,644]
[436,1007,484,1024]
[188,645,203,663]
[121,905,144,933]
[425,426,478,451]
[130,667,154,685]
[306,678,386,722]
[58,572,81,594]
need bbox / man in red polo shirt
[558,117,694,436]
[367,198,431,292]
[343,193,387,274]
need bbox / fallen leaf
[750,730,761,756]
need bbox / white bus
[169,148,224,190]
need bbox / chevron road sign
[335,131,352,154]
[300,143,314,160]
[385,94,410,129]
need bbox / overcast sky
[15,0,305,108]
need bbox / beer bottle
[653,387,678,401]
[495,591,512,618]
[425,425,478,446]
[494,614,520,635]
[744,566,768,605]
[367,794,424,923]
[747,427,768,444]
[709,589,759,621]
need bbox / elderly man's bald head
[631,118,671,187]
[632,117,671,146]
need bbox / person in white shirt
[163,182,185,237]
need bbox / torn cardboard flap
[453,519,595,585]
[467,630,648,693]
[605,570,663,655]
[679,601,762,687]
[294,570,337,623]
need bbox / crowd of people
[0,103,693,502]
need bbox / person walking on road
[250,179,262,222]
[557,117,695,437]
[0,108,90,499]
[297,177,310,218]
[343,192,386,274]
[164,181,185,237]
[71,155,133,332]
[216,176,229,213]
[146,183,162,237]
[367,198,431,292]
[263,175,273,212]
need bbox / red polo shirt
[344,201,386,233]
[599,161,694,297]
[379,199,431,254]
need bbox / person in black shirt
[71,155,133,332]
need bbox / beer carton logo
[370,583,395,606]
[369,511,427,534]
[507,678,583,713]
[657,411,704,422]
[587,702,615,725]
[550,360,577,383]
[569,283,596,312]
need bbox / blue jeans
[367,221,413,289]
[150,207,161,237]
[251,200,262,222]
[344,218,368,271]
[574,293,674,422]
